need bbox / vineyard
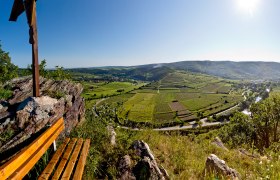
[94,71,243,125]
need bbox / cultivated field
[82,81,146,99]
[93,71,243,125]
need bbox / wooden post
[25,0,40,97]
[9,0,40,97]
[31,14,40,97]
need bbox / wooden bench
[0,117,90,180]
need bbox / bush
[0,87,12,100]
[0,43,18,84]
[44,90,65,99]
[219,112,255,148]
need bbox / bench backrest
[0,117,64,179]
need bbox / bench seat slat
[61,138,84,180]
[38,138,70,180]
[73,139,91,180]
[52,138,77,180]
[0,117,64,180]
[9,124,64,179]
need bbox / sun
[237,0,260,16]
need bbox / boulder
[205,154,240,179]
[131,140,155,160]
[238,148,260,159]
[117,140,169,180]
[118,155,135,180]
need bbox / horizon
[1,0,280,68]
[65,60,280,69]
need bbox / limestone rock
[117,140,169,180]
[0,96,64,153]
[132,140,168,180]
[107,125,116,146]
[238,148,260,159]
[118,155,135,180]
[131,140,155,160]
[0,101,10,121]
[205,154,240,179]
[212,137,228,151]
[0,76,85,154]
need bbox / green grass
[71,113,280,179]
[0,87,12,100]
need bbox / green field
[82,81,147,99]
[119,93,156,122]
[93,71,243,125]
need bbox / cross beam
[10,0,40,97]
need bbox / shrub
[0,87,12,100]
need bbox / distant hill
[166,61,280,80]
[70,61,280,81]
[69,65,174,81]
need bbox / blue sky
[0,0,280,68]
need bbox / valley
[79,69,262,129]
[70,65,280,179]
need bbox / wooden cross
[10,0,40,97]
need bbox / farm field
[82,81,147,99]
[93,71,243,125]
[119,93,156,122]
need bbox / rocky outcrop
[107,125,116,146]
[212,137,228,151]
[205,154,240,179]
[0,76,85,154]
[118,140,169,180]
[0,96,64,153]
[238,148,260,159]
[118,155,136,180]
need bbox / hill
[167,61,280,80]
[70,61,280,81]
[69,65,174,81]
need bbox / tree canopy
[220,93,280,152]
[0,43,18,84]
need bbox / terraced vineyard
[94,71,243,125]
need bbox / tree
[26,59,48,77]
[27,60,71,80]
[49,66,71,80]
[251,93,280,149]
[219,112,255,148]
[0,43,18,84]
[39,59,48,77]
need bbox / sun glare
[237,0,260,16]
